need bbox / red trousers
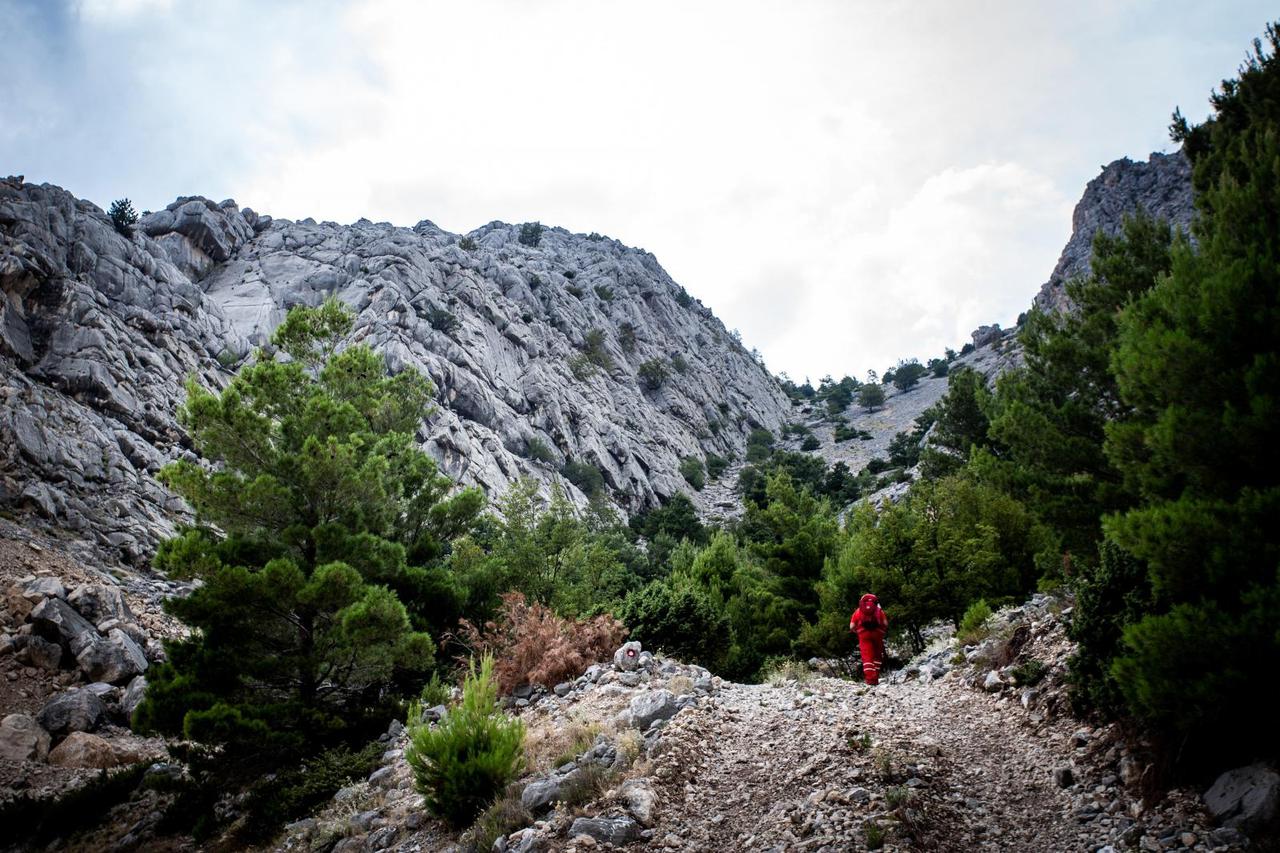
[858,632,885,684]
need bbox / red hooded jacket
[850,593,888,636]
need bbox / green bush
[858,383,886,411]
[561,460,605,496]
[568,353,598,380]
[242,741,384,840]
[581,328,614,371]
[594,284,613,301]
[458,236,478,251]
[892,361,927,391]
[518,222,543,247]
[670,353,689,374]
[705,453,729,479]
[957,599,993,646]
[420,671,452,707]
[619,578,729,669]
[406,655,525,828]
[462,783,532,853]
[108,198,138,235]
[524,437,556,465]
[428,306,460,333]
[1010,659,1047,687]
[637,358,670,391]
[619,322,637,353]
[800,435,821,452]
[679,456,706,491]
[674,288,693,308]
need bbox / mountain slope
[0,178,789,565]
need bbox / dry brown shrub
[457,592,628,694]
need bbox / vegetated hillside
[0,178,789,565]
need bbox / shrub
[679,456,706,490]
[670,353,689,374]
[406,655,525,828]
[893,361,927,391]
[833,422,858,443]
[518,222,543,247]
[638,358,670,391]
[108,198,138,235]
[215,348,239,369]
[458,236,478,251]
[960,342,975,355]
[461,783,531,853]
[420,671,452,708]
[458,593,627,694]
[524,437,556,465]
[561,459,605,496]
[705,453,729,479]
[931,360,949,378]
[864,457,892,475]
[566,284,584,298]
[568,353,598,380]
[1010,659,1047,687]
[582,328,614,371]
[858,383,886,411]
[242,741,384,840]
[800,435,820,452]
[428,306,460,333]
[594,284,613,301]
[865,821,886,850]
[619,322,637,353]
[957,599,993,646]
[674,288,693,308]
[619,579,728,669]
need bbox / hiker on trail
[849,593,888,685]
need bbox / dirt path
[637,675,1109,852]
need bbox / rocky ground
[269,595,1265,853]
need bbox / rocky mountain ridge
[1033,151,1194,314]
[0,177,789,566]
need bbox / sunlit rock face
[1033,151,1193,315]
[0,176,789,565]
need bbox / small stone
[1053,766,1074,788]
[554,682,572,697]
[567,816,642,846]
[613,641,643,672]
[982,671,1004,692]
[368,766,396,788]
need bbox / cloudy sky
[2,1,1272,380]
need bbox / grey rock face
[1033,152,1193,314]
[1203,763,1279,833]
[1,177,790,566]
[629,689,678,730]
[37,689,105,736]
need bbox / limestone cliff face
[0,179,789,565]
[1033,151,1193,314]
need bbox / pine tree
[137,299,483,765]
[1103,27,1280,767]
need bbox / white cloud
[2,0,1274,379]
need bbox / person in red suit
[849,593,888,685]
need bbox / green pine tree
[137,299,483,765]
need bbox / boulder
[629,690,677,730]
[67,583,134,625]
[29,596,97,648]
[1203,763,1279,833]
[48,731,121,769]
[982,671,1004,693]
[37,689,105,736]
[568,816,642,846]
[614,641,643,672]
[521,778,562,813]
[15,634,63,669]
[76,628,148,684]
[0,713,51,761]
[620,778,658,826]
[21,576,66,602]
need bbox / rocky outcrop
[1033,151,1193,314]
[1,176,790,567]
